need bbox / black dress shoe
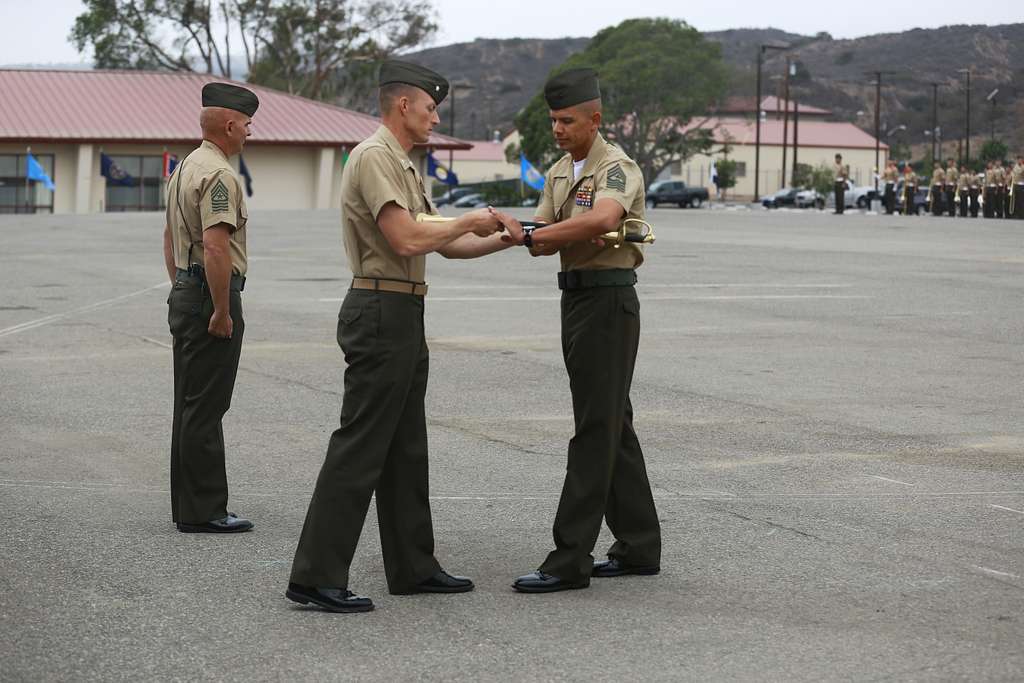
[285,583,374,613]
[592,558,660,578]
[176,513,253,533]
[403,570,474,594]
[512,570,589,593]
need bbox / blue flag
[520,153,545,191]
[26,153,55,191]
[100,153,134,186]
[427,152,458,186]
[238,155,253,197]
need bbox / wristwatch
[522,227,535,248]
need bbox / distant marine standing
[162,83,259,534]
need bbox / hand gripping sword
[415,214,656,247]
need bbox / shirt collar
[375,125,415,170]
[200,139,229,161]
[554,134,609,180]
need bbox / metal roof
[0,69,471,150]
[689,116,888,150]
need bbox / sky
[0,0,1020,66]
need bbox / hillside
[396,24,1024,153]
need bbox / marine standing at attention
[163,83,258,534]
[494,68,662,594]
[286,60,517,614]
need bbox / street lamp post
[867,71,894,192]
[930,82,939,164]
[986,88,999,141]
[958,69,971,165]
[447,82,474,180]
[754,43,787,201]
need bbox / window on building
[0,154,55,214]
[670,161,682,176]
[735,162,747,178]
[105,155,166,212]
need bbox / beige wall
[1,141,353,214]
[448,158,519,184]
[673,145,888,200]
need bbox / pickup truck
[645,180,709,208]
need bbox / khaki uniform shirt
[1012,164,1024,184]
[166,140,248,275]
[834,162,849,181]
[536,134,645,272]
[341,125,435,283]
[883,168,898,183]
[904,171,917,186]
[994,167,1006,185]
[985,169,996,185]
[945,166,958,185]
[957,171,971,191]
[931,168,945,185]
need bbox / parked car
[645,180,709,208]
[761,187,800,209]
[452,192,486,208]
[824,180,878,209]
[796,188,825,209]
[434,187,476,207]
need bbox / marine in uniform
[902,165,918,215]
[930,162,945,216]
[983,162,995,218]
[162,83,258,534]
[285,61,511,613]
[969,168,982,218]
[833,154,849,214]
[882,160,898,215]
[944,159,958,217]
[956,165,971,218]
[1011,157,1024,219]
[994,160,1006,219]
[494,69,661,593]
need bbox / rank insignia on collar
[575,183,594,208]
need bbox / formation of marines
[165,63,661,614]
[878,156,1024,219]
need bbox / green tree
[515,18,728,185]
[715,159,737,199]
[979,139,1009,164]
[70,0,436,101]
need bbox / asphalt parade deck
[2,206,1022,681]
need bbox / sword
[415,213,656,246]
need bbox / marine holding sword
[286,60,519,613]
[493,68,663,593]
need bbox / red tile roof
[0,69,470,149]
[718,96,831,116]
[687,116,887,150]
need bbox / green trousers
[539,284,662,583]
[167,282,244,524]
[290,290,440,593]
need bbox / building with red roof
[0,69,470,214]
[668,97,887,200]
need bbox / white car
[796,189,824,209]
[827,180,877,209]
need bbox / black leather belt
[175,267,245,292]
[558,269,637,290]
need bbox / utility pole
[754,43,787,200]
[781,58,792,189]
[930,82,939,164]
